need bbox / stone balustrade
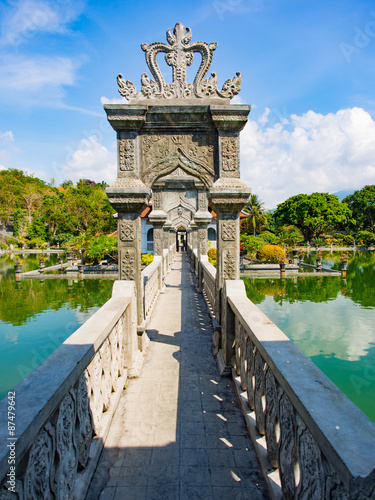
[142,256,162,321]
[201,259,217,319]
[196,255,375,499]
[0,281,139,500]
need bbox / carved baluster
[239,325,247,390]
[278,393,297,499]
[109,328,119,392]
[295,414,324,499]
[254,350,266,435]
[234,317,241,376]
[24,422,55,499]
[116,318,124,374]
[323,459,351,499]
[88,352,103,433]
[54,390,78,498]
[246,339,255,410]
[76,370,93,469]
[265,368,279,469]
[100,339,112,411]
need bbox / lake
[243,250,375,423]
[0,253,114,400]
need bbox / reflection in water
[243,250,375,423]
[0,253,114,400]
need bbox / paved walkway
[87,254,269,500]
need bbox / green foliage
[274,193,354,241]
[208,248,217,266]
[28,238,47,249]
[258,231,280,245]
[343,185,375,233]
[332,233,355,246]
[12,209,26,237]
[241,194,268,235]
[27,217,47,241]
[240,234,265,256]
[141,253,154,266]
[85,236,118,264]
[356,230,375,246]
[256,244,286,263]
[277,226,304,246]
[311,237,326,247]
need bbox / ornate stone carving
[221,137,238,171]
[121,249,136,280]
[119,220,135,242]
[117,23,242,101]
[254,350,266,435]
[119,138,135,171]
[24,423,55,499]
[278,393,297,497]
[100,339,112,411]
[246,339,255,411]
[141,133,214,187]
[265,368,279,469]
[221,221,236,241]
[223,248,236,280]
[198,229,206,240]
[296,415,324,498]
[153,191,161,209]
[88,352,103,433]
[55,391,77,499]
[198,192,207,211]
[76,370,93,469]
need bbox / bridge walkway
[86,253,269,500]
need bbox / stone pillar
[149,206,167,292]
[194,193,212,292]
[163,220,172,272]
[106,191,150,327]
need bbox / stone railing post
[148,208,167,293]
[163,220,172,272]
[189,221,198,273]
[194,210,212,293]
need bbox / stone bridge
[1,22,375,500]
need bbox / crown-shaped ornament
[117,22,242,101]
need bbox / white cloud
[241,107,375,208]
[61,135,116,184]
[0,131,14,143]
[1,0,85,46]
[100,96,126,105]
[0,54,80,105]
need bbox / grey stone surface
[86,254,268,499]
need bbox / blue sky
[0,0,375,206]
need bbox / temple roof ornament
[117,22,242,101]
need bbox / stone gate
[105,22,251,326]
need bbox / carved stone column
[194,194,212,291]
[163,220,172,272]
[149,207,167,291]
[106,189,150,327]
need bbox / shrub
[141,253,154,266]
[259,231,280,245]
[256,244,286,263]
[356,230,375,247]
[86,236,117,264]
[240,234,265,257]
[207,248,217,266]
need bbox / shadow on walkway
[86,254,269,500]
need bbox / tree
[242,194,268,236]
[274,193,354,242]
[343,185,375,233]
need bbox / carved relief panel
[221,221,236,241]
[140,133,215,187]
[223,248,236,280]
[220,135,240,178]
[120,248,136,280]
[119,220,135,242]
[118,133,137,176]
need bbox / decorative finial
[117,22,242,101]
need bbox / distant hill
[331,189,355,201]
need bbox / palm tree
[242,194,268,236]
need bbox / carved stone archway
[105,22,251,325]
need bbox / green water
[243,250,375,423]
[0,253,114,400]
